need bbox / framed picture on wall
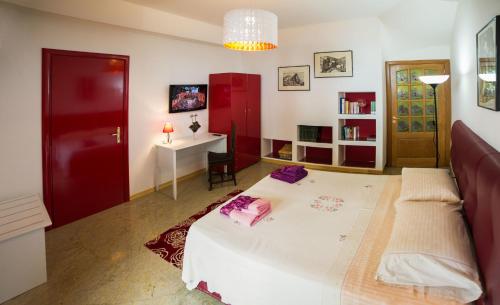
[477,15,499,111]
[314,50,353,78]
[278,65,310,91]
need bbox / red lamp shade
[163,122,174,133]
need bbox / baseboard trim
[261,157,383,175]
[130,169,206,201]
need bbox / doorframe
[385,59,452,167]
[41,49,130,222]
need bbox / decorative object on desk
[419,74,450,168]
[169,84,207,113]
[314,50,353,78]
[477,15,499,111]
[223,9,278,51]
[162,122,174,144]
[189,114,201,138]
[278,65,310,91]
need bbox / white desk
[155,133,227,199]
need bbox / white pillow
[376,201,482,303]
[400,168,461,203]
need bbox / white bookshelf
[261,91,383,172]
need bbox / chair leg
[208,164,213,191]
[232,162,237,186]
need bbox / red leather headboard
[451,120,500,305]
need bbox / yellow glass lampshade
[223,9,278,51]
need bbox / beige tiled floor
[3,162,401,305]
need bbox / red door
[42,49,129,227]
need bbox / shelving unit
[337,91,378,170]
[261,91,383,173]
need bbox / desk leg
[155,146,160,191]
[172,150,177,200]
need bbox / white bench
[0,194,52,303]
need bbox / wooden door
[42,49,129,227]
[386,60,451,168]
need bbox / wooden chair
[208,123,237,191]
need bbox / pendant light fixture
[223,9,278,51]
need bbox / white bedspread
[182,170,389,305]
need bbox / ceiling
[125,0,442,29]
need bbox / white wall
[451,0,500,150]
[0,3,242,199]
[379,0,457,61]
[241,18,386,168]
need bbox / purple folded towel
[220,195,258,216]
[270,165,308,183]
[281,165,306,175]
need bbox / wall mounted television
[169,84,208,113]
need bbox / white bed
[181,170,389,305]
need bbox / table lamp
[418,74,449,168]
[163,122,174,144]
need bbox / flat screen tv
[169,84,208,113]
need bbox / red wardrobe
[209,73,261,172]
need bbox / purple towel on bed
[270,165,308,183]
[281,165,305,175]
[220,195,258,216]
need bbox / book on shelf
[370,101,376,114]
[342,125,360,141]
[299,125,320,142]
[339,99,365,115]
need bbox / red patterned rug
[144,190,243,269]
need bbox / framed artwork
[477,15,499,111]
[314,50,353,78]
[278,65,310,91]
